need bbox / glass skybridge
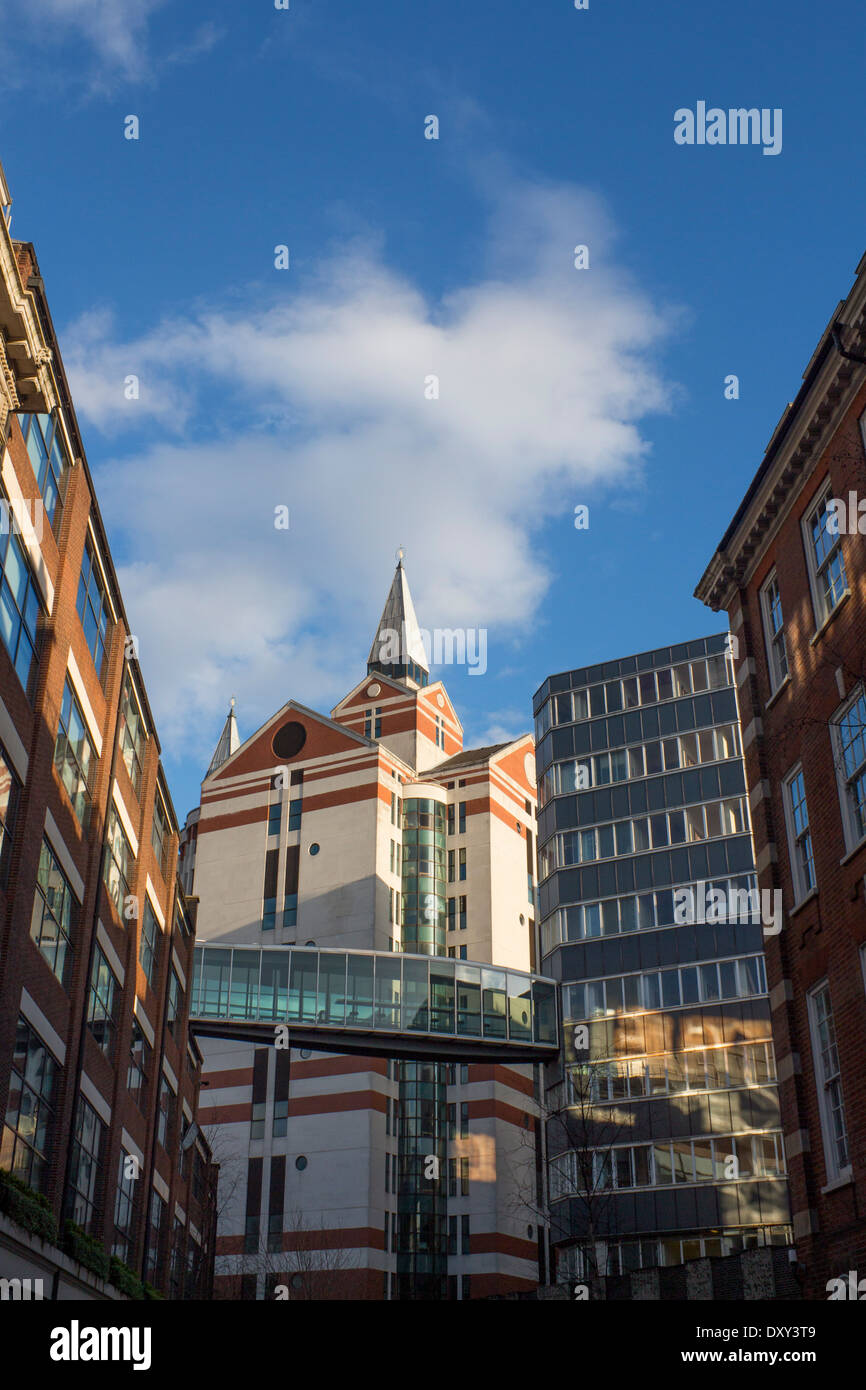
[190,944,560,1063]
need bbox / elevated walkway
[190,944,559,1063]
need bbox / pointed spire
[367,552,429,688]
[206,697,240,778]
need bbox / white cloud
[3,1,221,88]
[67,179,678,765]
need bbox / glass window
[805,486,848,626]
[700,963,720,1002]
[55,678,96,828]
[18,411,69,528]
[644,742,662,775]
[157,1074,176,1150]
[87,947,121,1060]
[66,1095,105,1234]
[784,766,815,900]
[0,1016,60,1192]
[145,1188,166,1284]
[653,1144,673,1185]
[679,732,698,767]
[113,1148,139,1263]
[77,533,111,678]
[104,804,134,914]
[833,690,866,849]
[760,571,788,692]
[686,805,705,842]
[622,677,639,709]
[0,482,44,696]
[30,838,78,985]
[639,673,656,704]
[167,969,184,1040]
[152,787,171,875]
[128,1020,151,1111]
[690,660,708,692]
[0,740,21,884]
[119,671,146,797]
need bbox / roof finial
[230,695,236,711]
[395,545,405,567]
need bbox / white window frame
[801,479,849,628]
[759,569,788,693]
[806,980,850,1183]
[830,685,866,854]
[781,763,816,904]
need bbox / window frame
[0,480,45,697]
[119,668,147,799]
[30,837,78,986]
[806,980,850,1183]
[759,569,789,694]
[55,677,97,829]
[76,529,112,680]
[782,764,816,904]
[802,480,849,628]
[18,410,70,532]
[830,685,866,854]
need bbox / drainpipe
[831,321,866,366]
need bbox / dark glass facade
[398,796,448,1297]
[534,634,791,1282]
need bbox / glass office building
[533,634,791,1282]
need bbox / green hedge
[0,1168,58,1244]
[109,1256,145,1300]
[63,1221,110,1280]
[143,1282,164,1300]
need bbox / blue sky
[2,0,865,823]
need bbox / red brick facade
[0,220,217,1295]
[697,259,866,1297]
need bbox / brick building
[0,157,216,1298]
[182,557,545,1299]
[696,250,866,1297]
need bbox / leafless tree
[509,1056,629,1299]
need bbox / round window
[519,914,525,925]
[304,940,315,947]
[299,1048,311,1059]
[295,1155,308,1171]
[272,721,307,759]
[291,1274,304,1290]
[309,843,320,856]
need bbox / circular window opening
[299,1048,311,1059]
[304,939,315,946]
[272,721,307,759]
[295,1155,308,1171]
[309,843,320,856]
[290,1273,304,1290]
[519,914,525,925]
